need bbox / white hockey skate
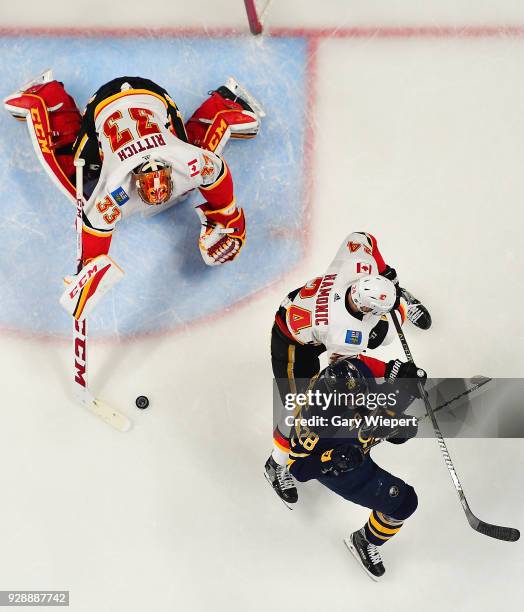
[223,76,266,119]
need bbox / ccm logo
[74,319,87,387]
[207,118,228,152]
[30,107,51,154]
[69,265,99,298]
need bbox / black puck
[135,395,149,409]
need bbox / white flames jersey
[78,89,224,233]
[282,232,384,358]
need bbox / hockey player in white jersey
[4,72,264,318]
[264,231,431,505]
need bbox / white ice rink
[1,2,523,611]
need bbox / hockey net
[243,0,274,35]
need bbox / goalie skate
[4,69,53,119]
[223,76,266,119]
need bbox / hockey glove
[385,359,427,408]
[196,203,246,265]
[385,359,427,384]
[320,444,364,476]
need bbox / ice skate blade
[263,470,295,510]
[3,69,53,105]
[344,538,380,582]
[225,76,266,118]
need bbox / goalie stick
[390,313,519,542]
[72,159,131,432]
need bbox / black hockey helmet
[316,357,370,401]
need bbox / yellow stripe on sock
[367,522,391,541]
[369,513,402,535]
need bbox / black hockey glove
[385,359,427,408]
[385,359,427,384]
[320,444,364,476]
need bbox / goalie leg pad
[4,77,82,200]
[5,79,81,149]
[185,78,263,154]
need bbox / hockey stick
[391,313,519,542]
[72,160,131,432]
[367,375,492,451]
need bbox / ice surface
[0,3,523,612]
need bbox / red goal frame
[243,0,264,35]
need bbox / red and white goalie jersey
[78,88,228,251]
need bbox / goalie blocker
[60,254,124,321]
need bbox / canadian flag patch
[187,158,199,177]
[356,262,372,274]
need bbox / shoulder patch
[345,330,363,345]
[200,154,215,179]
[110,186,130,206]
[187,158,199,178]
[355,261,373,274]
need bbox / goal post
[243,0,273,35]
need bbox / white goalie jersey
[278,232,389,359]
[77,89,225,233]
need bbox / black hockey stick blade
[471,519,520,542]
[467,510,520,542]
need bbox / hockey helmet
[321,358,370,396]
[133,159,173,205]
[350,275,397,316]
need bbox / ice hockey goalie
[4,71,265,267]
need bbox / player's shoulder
[169,142,222,182]
[342,232,375,257]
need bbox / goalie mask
[133,159,173,205]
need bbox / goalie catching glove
[196,202,246,265]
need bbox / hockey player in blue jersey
[287,356,426,580]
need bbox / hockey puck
[135,396,149,410]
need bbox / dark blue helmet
[317,357,371,398]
